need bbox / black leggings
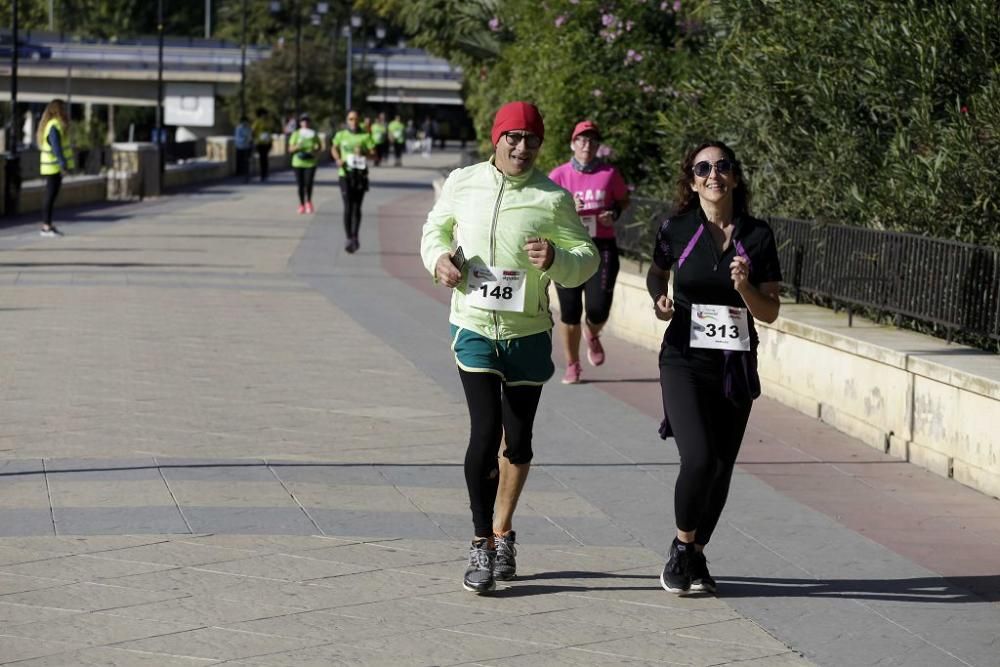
[294,166,316,205]
[660,353,752,546]
[459,370,543,537]
[256,144,271,180]
[43,174,62,226]
[339,177,366,240]
[556,238,620,325]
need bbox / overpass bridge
[0,34,464,112]
[0,35,269,107]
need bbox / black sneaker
[462,538,496,593]
[660,537,693,594]
[493,531,517,581]
[689,549,717,593]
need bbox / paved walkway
[0,152,997,666]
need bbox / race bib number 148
[465,264,527,313]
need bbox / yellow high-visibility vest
[39,118,75,176]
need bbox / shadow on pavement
[0,262,249,269]
[716,575,1000,603]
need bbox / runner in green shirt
[388,115,405,166]
[330,110,377,254]
[288,113,322,214]
[371,112,389,166]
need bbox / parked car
[0,34,53,61]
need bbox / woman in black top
[646,141,782,595]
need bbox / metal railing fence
[614,200,1000,344]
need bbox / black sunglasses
[692,158,734,178]
[504,132,542,149]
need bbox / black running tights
[43,174,62,226]
[339,178,366,240]
[660,360,752,545]
[458,370,543,537]
[294,166,315,205]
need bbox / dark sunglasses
[504,132,542,149]
[692,158,734,178]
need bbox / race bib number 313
[466,264,527,313]
[690,304,751,351]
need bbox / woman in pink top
[548,120,630,384]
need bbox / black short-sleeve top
[652,207,782,354]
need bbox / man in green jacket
[421,101,599,594]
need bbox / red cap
[571,120,600,140]
[491,101,545,146]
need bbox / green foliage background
[364,0,1000,246]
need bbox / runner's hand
[435,252,462,288]
[655,294,674,321]
[524,237,554,270]
[730,256,750,291]
[574,195,585,212]
[598,211,615,227]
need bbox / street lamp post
[239,0,247,119]
[156,0,165,161]
[4,0,22,216]
[375,25,388,116]
[343,14,362,114]
[294,0,302,118]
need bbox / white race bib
[346,154,367,170]
[690,304,751,351]
[580,214,598,237]
[298,128,316,139]
[465,264,527,313]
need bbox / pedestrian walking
[37,99,75,237]
[234,116,253,183]
[252,108,274,181]
[420,101,599,594]
[405,119,417,154]
[647,141,782,595]
[289,113,321,214]
[420,116,434,157]
[548,120,630,384]
[331,110,376,253]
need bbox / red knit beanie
[491,101,545,146]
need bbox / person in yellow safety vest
[38,98,75,238]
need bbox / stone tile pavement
[0,151,996,666]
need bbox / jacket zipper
[489,177,507,340]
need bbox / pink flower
[602,13,615,27]
[626,20,635,31]
[555,15,566,27]
[592,89,603,97]
[634,52,643,62]
[488,17,501,32]
[673,0,682,10]
[960,105,969,114]
[596,144,613,159]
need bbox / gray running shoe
[493,531,517,580]
[462,538,496,593]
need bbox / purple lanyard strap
[676,223,751,270]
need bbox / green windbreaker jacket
[421,159,599,340]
